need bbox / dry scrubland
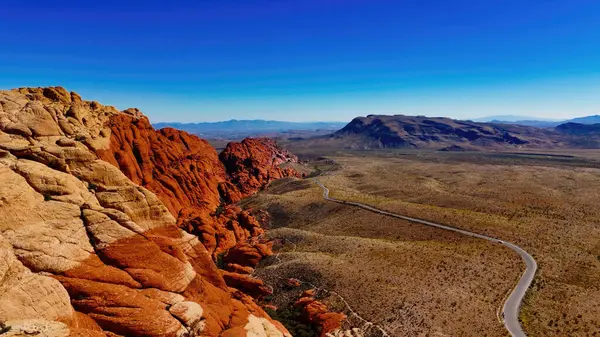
[312,151,600,336]
[243,176,521,336]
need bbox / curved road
[315,180,537,337]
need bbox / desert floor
[245,150,600,337]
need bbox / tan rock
[0,236,74,324]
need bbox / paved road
[315,180,537,337]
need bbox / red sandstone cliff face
[92,99,301,309]
[95,112,298,260]
[220,138,299,201]
[0,87,292,337]
[96,113,228,216]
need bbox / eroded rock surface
[220,138,299,200]
[295,290,346,337]
[94,109,299,300]
[0,87,292,337]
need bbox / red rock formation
[94,112,299,301]
[0,87,292,337]
[96,113,226,216]
[220,138,299,201]
[295,290,346,337]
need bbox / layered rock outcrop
[92,102,299,302]
[0,87,293,336]
[219,138,298,199]
[295,290,346,337]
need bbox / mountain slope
[556,122,600,135]
[0,87,294,337]
[331,114,558,149]
[567,115,600,125]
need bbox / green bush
[215,252,227,269]
[265,306,319,337]
[215,203,225,217]
[0,324,11,334]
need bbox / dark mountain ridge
[556,122,600,135]
[332,114,560,149]
[311,114,600,150]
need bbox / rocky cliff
[0,87,297,337]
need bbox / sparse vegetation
[215,252,227,269]
[0,324,11,334]
[246,149,600,336]
[214,203,225,217]
[265,306,320,337]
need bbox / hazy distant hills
[154,119,347,139]
[471,115,563,123]
[471,115,600,128]
[568,115,600,124]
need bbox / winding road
[315,180,537,337]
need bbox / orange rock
[302,289,317,298]
[286,278,302,288]
[295,290,347,337]
[226,263,255,275]
[223,243,272,268]
[220,138,299,201]
[96,114,227,216]
[220,270,272,298]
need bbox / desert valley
[4,1,600,336]
[1,87,599,337]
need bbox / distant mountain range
[153,119,347,138]
[471,115,564,123]
[289,114,600,150]
[470,115,600,128]
[157,116,600,149]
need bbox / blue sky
[2,0,600,122]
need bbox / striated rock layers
[0,87,295,336]
[94,106,299,300]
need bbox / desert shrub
[215,252,226,269]
[215,203,225,217]
[265,306,319,337]
[44,194,52,201]
[0,324,11,334]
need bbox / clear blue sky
[2,0,600,122]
